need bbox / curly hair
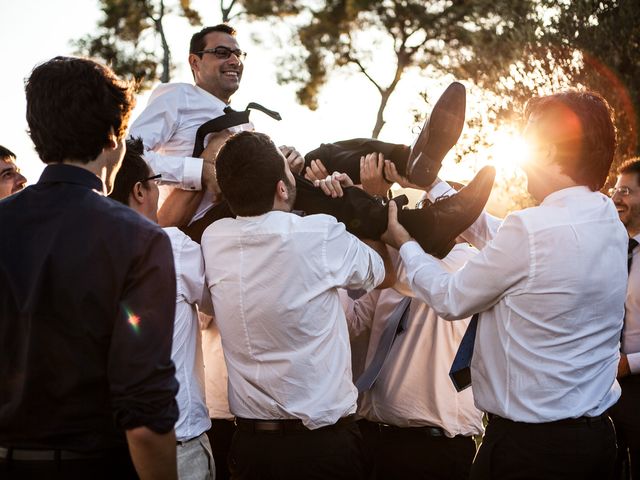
[524,90,616,191]
[25,56,136,164]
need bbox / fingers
[304,159,330,182]
[314,174,344,198]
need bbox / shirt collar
[540,185,593,206]
[194,84,229,109]
[38,164,104,193]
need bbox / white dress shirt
[201,211,385,429]
[345,245,484,437]
[624,233,640,373]
[130,83,252,221]
[164,227,213,441]
[400,186,627,423]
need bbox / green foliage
[73,0,201,91]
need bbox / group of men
[0,22,638,480]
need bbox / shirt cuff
[428,179,456,202]
[628,352,640,375]
[183,157,203,191]
[399,240,425,264]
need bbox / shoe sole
[407,82,466,187]
[430,166,496,258]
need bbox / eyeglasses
[608,186,633,197]
[196,46,246,60]
[142,174,161,186]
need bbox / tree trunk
[371,90,393,139]
[156,0,171,82]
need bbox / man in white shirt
[201,130,393,479]
[609,157,640,480]
[130,24,495,257]
[383,90,625,479]
[345,244,483,480]
[110,139,215,480]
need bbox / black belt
[359,420,446,437]
[235,415,355,433]
[0,446,107,461]
[487,413,608,426]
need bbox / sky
[1,0,524,215]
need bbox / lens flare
[487,130,533,174]
[124,307,141,334]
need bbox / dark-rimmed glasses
[196,46,246,60]
[142,174,162,186]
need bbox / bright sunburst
[486,130,533,175]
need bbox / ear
[275,179,288,201]
[129,182,146,206]
[104,127,118,151]
[188,53,200,73]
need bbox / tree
[74,0,201,90]
[456,0,639,178]
[244,0,541,138]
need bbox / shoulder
[147,82,194,103]
[163,226,200,253]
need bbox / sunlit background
[2,1,634,218]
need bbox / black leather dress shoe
[406,82,466,187]
[398,166,496,258]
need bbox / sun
[486,129,533,175]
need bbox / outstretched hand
[381,201,413,250]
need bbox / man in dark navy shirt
[0,57,179,480]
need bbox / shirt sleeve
[130,86,203,190]
[108,227,179,434]
[399,213,530,320]
[342,288,382,337]
[628,352,640,374]
[323,220,385,292]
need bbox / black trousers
[305,138,410,183]
[470,415,617,480]
[205,418,236,480]
[609,375,640,480]
[358,419,476,480]
[183,174,390,243]
[228,421,365,480]
[0,448,138,479]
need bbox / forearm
[363,239,397,289]
[126,427,177,480]
[158,189,205,227]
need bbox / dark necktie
[354,297,412,392]
[449,313,479,392]
[628,238,638,273]
[192,103,282,157]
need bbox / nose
[14,172,26,192]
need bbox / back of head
[524,90,616,191]
[189,24,237,56]
[216,131,286,216]
[109,137,151,206]
[25,56,135,165]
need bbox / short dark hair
[25,56,136,165]
[0,145,16,161]
[190,24,237,57]
[109,137,152,206]
[618,157,640,184]
[216,131,286,216]
[524,90,616,191]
